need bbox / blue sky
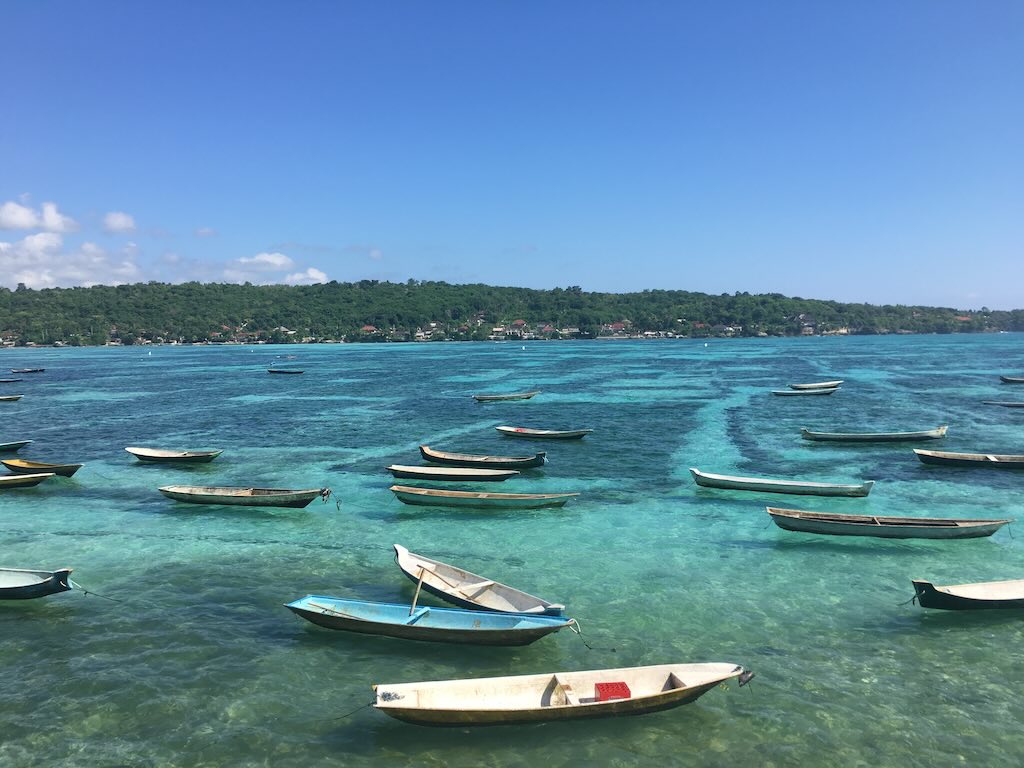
[2,2,1022,309]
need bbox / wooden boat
[1,459,83,477]
[393,544,564,615]
[911,578,1024,610]
[390,485,578,509]
[788,380,844,390]
[913,449,1024,468]
[0,473,55,489]
[420,444,546,469]
[472,390,541,402]
[284,595,572,645]
[0,440,31,453]
[689,468,874,497]
[767,507,1011,539]
[0,567,73,600]
[125,446,223,463]
[268,368,304,374]
[10,368,44,374]
[0,395,24,402]
[0,379,23,383]
[999,375,1024,384]
[372,662,753,726]
[983,401,1024,408]
[771,387,837,397]
[386,465,519,482]
[495,426,593,440]
[800,425,948,442]
[159,485,331,508]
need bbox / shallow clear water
[2,335,1023,767]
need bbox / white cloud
[239,251,293,269]
[284,267,327,285]
[195,227,217,237]
[0,201,78,232]
[0,233,141,289]
[103,211,136,233]
[0,201,40,229]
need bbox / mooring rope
[567,618,616,653]
[69,580,125,603]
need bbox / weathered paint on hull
[912,581,1024,610]
[771,517,1007,539]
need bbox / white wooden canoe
[419,445,546,469]
[771,387,838,396]
[393,544,564,615]
[914,449,1024,468]
[690,468,874,497]
[0,394,24,402]
[800,425,947,442]
[788,380,845,390]
[390,485,578,509]
[911,578,1024,610]
[373,662,752,726]
[386,465,519,482]
[126,446,223,463]
[472,391,541,402]
[159,485,330,508]
[0,567,73,600]
[495,426,593,439]
[0,473,56,489]
[767,507,1011,539]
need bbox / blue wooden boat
[0,567,73,600]
[284,595,573,645]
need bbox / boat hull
[159,486,326,508]
[800,426,947,442]
[771,388,838,396]
[0,441,31,453]
[914,450,1024,468]
[690,469,873,497]
[495,427,593,439]
[1,460,83,477]
[912,580,1024,610]
[0,568,73,600]
[1000,376,1024,384]
[386,465,518,482]
[126,447,223,463]
[768,508,1010,539]
[373,663,748,726]
[268,369,304,374]
[286,596,570,646]
[788,380,844,390]
[420,445,546,469]
[390,485,577,509]
[0,473,55,489]
[472,391,540,402]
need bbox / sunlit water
[1,335,1023,767]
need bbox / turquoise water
[1,335,1023,767]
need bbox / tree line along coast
[1,280,1021,346]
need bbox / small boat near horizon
[911,578,1024,610]
[1,459,83,477]
[0,440,31,453]
[788,380,845,390]
[690,468,874,497]
[983,401,1024,408]
[771,387,838,397]
[268,368,304,374]
[420,444,546,469]
[999,375,1024,384]
[285,595,573,645]
[495,426,593,440]
[0,473,56,489]
[913,449,1024,469]
[158,485,331,508]
[472,390,541,402]
[0,379,23,384]
[767,507,1011,539]
[393,544,564,615]
[0,567,73,600]
[10,368,44,374]
[0,395,24,402]
[390,485,578,509]
[372,662,753,726]
[125,446,223,463]
[386,465,519,482]
[800,425,948,442]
